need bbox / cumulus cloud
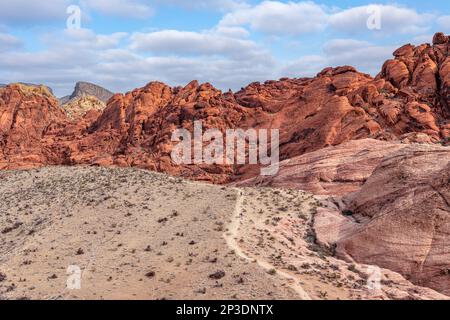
[161,0,249,11]
[219,2,436,36]
[280,55,327,78]
[0,27,276,96]
[212,26,250,38]
[219,1,328,35]
[0,0,442,98]
[94,55,276,92]
[0,29,396,98]
[43,28,128,50]
[323,39,395,74]
[437,16,450,31]
[0,33,23,51]
[80,0,153,18]
[0,0,154,25]
[412,34,433,45]
[0,0,243,25]
[279,39,394,78]
[329,4,433,35]
[129,29,269,60]
[0,0,70,24]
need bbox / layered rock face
[59,81,114,105]
[236,139,450,295]
[0,84,67,169]
[377,32,450,141]
[53,81,251,182]
[59,82,112,120]
[62,95,106,120]
[333,144,450,295]
[234,139,408,196]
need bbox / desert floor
[0,167,443,300]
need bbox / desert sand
[0,167,445,300]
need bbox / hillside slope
[0,167,445,300]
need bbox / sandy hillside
[0,167,446,300]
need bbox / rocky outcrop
[326,143,450,295]
[0,84,67,169]
[242,137,450,296]
[59,81,113,105]
[0,34,449,183]
[68,81,249,182]
[0,82,54,94]
[234,139,408,196]
[377,33,449,141]
[61,95,106,120]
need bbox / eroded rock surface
[62,95,107,120]
[59,81,113,105]
[335,144,450,295]
[234,139,408,196]
[0,84,67,169]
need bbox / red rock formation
[0,34,448,183]
[236,137,450,295]
[234,139,408,196]
[333,143,450,295]
[0,84,67,169]
[377,33,449,140]
[61,81,250,182]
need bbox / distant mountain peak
[71,81,114,102]
[59,81,114,105]
[0,82,54,95]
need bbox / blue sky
[0,0,448,96]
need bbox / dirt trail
[0,167,446,300]
[224,189,311,300]
[0,167,302,300]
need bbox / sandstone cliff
[59,81,113,105]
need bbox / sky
[0,0,448,97]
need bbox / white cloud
[218,2,436,36]
[94,55,276,91]
[323,39,394,74]
[0,0,244,24]
[50,29,128,49]
[219,1,328,35]
[0,0,70,24]
[213,26,250,38]
[280,55,327,78]
[329,5,434,35]
[0,1,441,98]
[0,29,397,98]
[279,39,394,79]
[0,0,153,25]
[80,0,154,18]
[129,29,269,60]
[0,33,23,51]
[412,34,433,45]
[437,16,450,31]
[0,27,275,96]
[161,0,249,11]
